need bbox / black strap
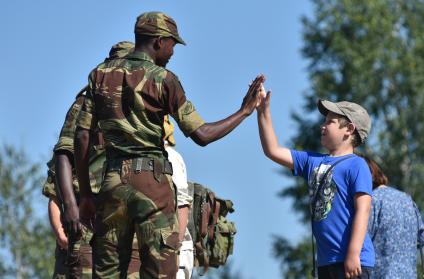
[413,201,424,278]
[310,154,355,278]
[420,247,424,278]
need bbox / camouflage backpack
[187,182,236,272]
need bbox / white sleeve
[166,146,193,207]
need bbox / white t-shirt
[165,144,193,249]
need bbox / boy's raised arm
[345,193,372,278]
[256,91,293,169]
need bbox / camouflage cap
[108,41,135,60]
[163,115,176,146]
[134,12,186,45]
[318,99,372,143]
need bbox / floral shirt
[369,186,424,278]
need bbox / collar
[125,51,155,64]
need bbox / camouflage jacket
[42,89,105,200]
[76,51,205,160]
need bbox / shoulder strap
[311,154,356,218]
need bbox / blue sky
[0,1,313,278]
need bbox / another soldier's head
[134,12,185,67]
[163,115,176,146]
[105,41,135,61]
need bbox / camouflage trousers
[52,224,141,278]
[51,226,92,279]
[93,162,179,279]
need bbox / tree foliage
[192,261,243,279]
[0,145,55,278]
[275,0,424,277]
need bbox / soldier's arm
[74,86,97,225]
[48,197,68,249]
[75,127,96,228]
[256,91,294,169]
[189,75,265,146]
[74,128,93,198]
[53,95,86,236]
[55,151,81,236]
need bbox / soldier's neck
[134,45,157,64]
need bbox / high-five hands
[241,74,266,116]
[256,81,271,113]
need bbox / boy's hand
[256,89,271,113]
[344,252,361,278]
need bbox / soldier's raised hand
[240,75,265,116]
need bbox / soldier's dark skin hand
[190,74,265,146]
[55,152,82,238]
[74,128,96,229]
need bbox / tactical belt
[106,157,173,175]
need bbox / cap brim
[317,99,344,116]
[173,35,186,45]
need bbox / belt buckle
[134,158,142,173]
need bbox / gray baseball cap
[318,99,371,143]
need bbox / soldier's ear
[153,36,164,50]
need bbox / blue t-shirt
[291,150,375,267]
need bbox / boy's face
[320,112,355,151]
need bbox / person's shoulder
[163,69,182,83]
[75,86,88,99]
[345,155,368,169]
[292,149,324,158]
[385,186,411,199]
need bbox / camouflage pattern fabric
[76,51,204,160]
[43,41,138,278]
[52,244,68,279]
[75,24,200,277]
[93,163,178,279]
[107,41,135,61]
[42,93,104,199]
[134,12,186,45]
[163,115,176,146]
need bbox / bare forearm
[74,128,92,198]
[257,109,279,157]
[48,198,64,238]
[257,108,293,168]
[348,196,371,256]
[55,153,77,209]
[191,109,248,146]
[177,205,189,242]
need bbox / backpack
[187,182,236,272]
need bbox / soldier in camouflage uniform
[74,11,264,279]
[43,41,140,279]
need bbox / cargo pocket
[158,227,179,275]
[160,227,179,251]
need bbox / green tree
[192,261,243,279]
[274,0,424,277]
[0,145,55,278]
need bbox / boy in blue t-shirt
[257,91,374,279]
